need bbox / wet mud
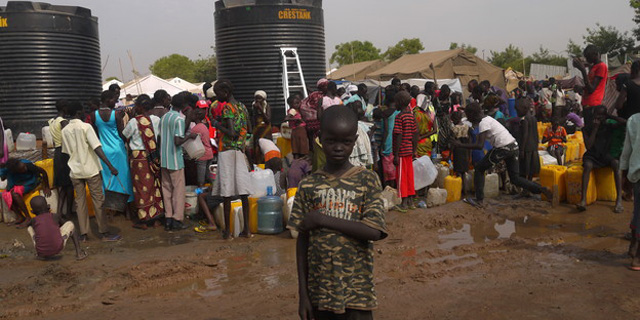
[0,195,639,319]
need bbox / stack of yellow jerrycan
[566,165,597,205]
[539,165,567,202]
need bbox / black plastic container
[0,1,101,135]
[215,0,326,124]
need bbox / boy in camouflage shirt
[289,105,388,320]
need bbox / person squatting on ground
[26,196,87,260]
[289,105,387,320]
[456,103,555,208]
[0,158,51,228]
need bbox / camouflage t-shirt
[288,166,388,313]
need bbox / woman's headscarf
[317,78,329,91]
[253,90,268,114]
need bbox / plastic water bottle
[195,188,204,195]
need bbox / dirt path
[1,196,639,319]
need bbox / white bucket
[185,192,199,217]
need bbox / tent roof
[102,79,124,92]
[166,77,200,91]
[366,48,505,90]
[327,60,388,81]
[119,74,185,100]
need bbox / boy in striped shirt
[393,91,418,211]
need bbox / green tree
[382,38,424,62]
[149,54,196,82]
[105,76,120,82]
[631,0,640,41]
[329,41,381,67]
[193,55,217,83]
[583,23,635,58]
[566,39,583,57]
[529,46,567,67]
[449,42,478,54]
[488,44,528,72]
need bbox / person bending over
[455,103,555,208]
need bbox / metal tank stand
[280,47,309,113]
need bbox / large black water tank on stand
[0,1,101,135]
[215,0,325,124]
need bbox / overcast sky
[2,0,634,82]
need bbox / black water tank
[0,1,101,135]
[215,0,325,124]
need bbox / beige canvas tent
[327,60,388,81]
[366,49,505,90]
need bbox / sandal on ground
[463,197,484,209]
[628,265,640,271]
[79,234,88,242]
[198,220,209,227]
[222,231,233,240]
[194,225,217,233]
[392,205,407,213]
[76,250,88,261]
[576,204,587,212]
[614,204,625,214]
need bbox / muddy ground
[0,195,639,320]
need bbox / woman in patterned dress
[122,95,164,229]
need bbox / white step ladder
[281,47,308,113]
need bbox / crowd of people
[3,43,640,318]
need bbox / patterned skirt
[130,150,163,221]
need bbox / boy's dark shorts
[313,308,373,320]
[205,194,224,210]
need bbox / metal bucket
[103,176,129,212]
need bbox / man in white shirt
[61,101,122,242]
[453,103,555,208]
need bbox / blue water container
[257,187,284,234]
[508,98,516,118]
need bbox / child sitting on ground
[451,111,471,198]
[542,117,568,165]
[26,196,87,260]
[0,158,51,228]
[578,105,625,213]
[289,105,387,320]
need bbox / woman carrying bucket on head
[122,94,165,229]
[91,90,134,216]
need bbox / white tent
[102,79,124,92]
[119,74,184,100]
[166,77,200,92]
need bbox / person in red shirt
[542,117,568,165]
[393,91,418,211]
[573,45,608,126]
[27,196,87,260]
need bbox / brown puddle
[148,243,297,297]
